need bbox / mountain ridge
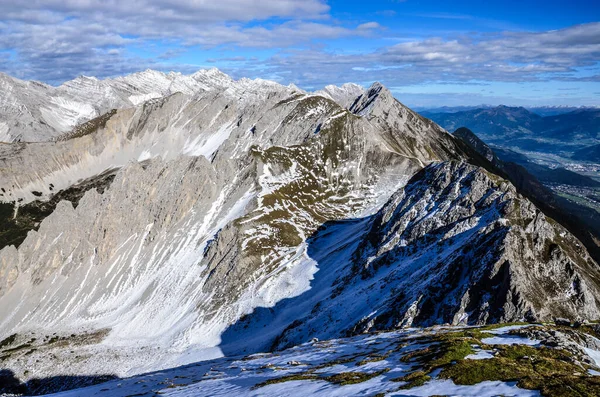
[0,69,368,143]
[0,70,599,395]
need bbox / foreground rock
[3,323,600,396]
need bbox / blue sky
[0,0,599,107]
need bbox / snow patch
[183,122,234,159]
[584,347,600,367]
[129,92,162,106]
[465,350,495,360]
[481,335,540,346]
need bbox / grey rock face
[358,162,600,325]
[315,83,365,109]
[0,73,461,379]
[263,162,600,351]
[0,70,597,385]
[0,68,240,142]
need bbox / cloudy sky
[0,0,599,107]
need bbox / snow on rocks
[39,326,565,397]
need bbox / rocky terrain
[0,68,235,142]
[0,70,599,395]
[3,323,600,396]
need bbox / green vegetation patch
[253,368,390,389]
[323,369,390,386]
[399,329,493,370]
[439,344,600,397]
[356,352,391,366]
[253,373,319,388]
[391,370,431,389]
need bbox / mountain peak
[315,82,365,109]
[349,81,394,116]
[192,67,232,79]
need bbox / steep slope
[349,83,457,162]
[0,73,95,143]
[0,71,599,394]
[0,69,235,142]
[452,127,600,265]
[356,162,600,325]
[0,76,463,382]
[224,162,600,355]
[573,143,600,163]
[453,127,498,163]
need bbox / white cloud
[0,1,331,23]
[357,22,381,30]
[0,0,384,82]
[0,0,598,98]
[251,22,600,89]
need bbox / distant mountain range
[423,105,600,154]
[574,144,600,163]
[417,105,599,117]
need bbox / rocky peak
[360,161,600,325]
[191,68,234,87]
[349,81,391,116]
[315,83,365,109]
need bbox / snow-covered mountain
[0,68,237,142]
[315,83,365,109]
[0,69,599,394]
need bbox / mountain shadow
[219,216,375,357]
[220,158,600,358]
[219,209,521,357]
[0,368,118,396]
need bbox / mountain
[414,105,495,113]
[0,69,235,142]
[533,109,600,143]
[0,73,463,381]
[422,105,541,140]
[417,105,598,117]
[453,127,499,163]
[573,144,600,163]
[227,161,600,356]
[315,83,365,109]
[425,106,600,152]
[452,127,600,267]
[526,106,599,117]
[0,70,599,394]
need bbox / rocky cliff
[0,70,598,388]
